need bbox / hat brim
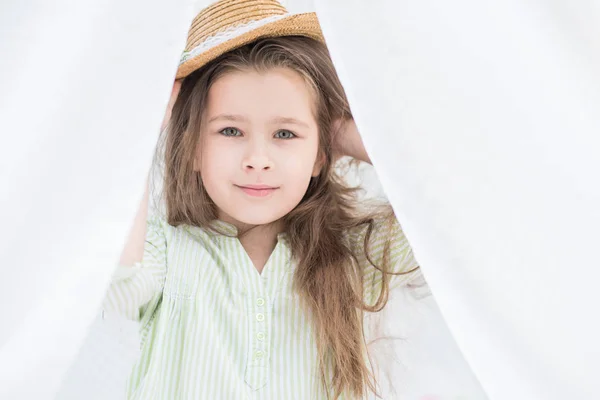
[175,12,324,80]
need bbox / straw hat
[176,0,324,79]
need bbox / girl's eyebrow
[208,114,309,128]
[271,116,310,128]
[208,114,248,123]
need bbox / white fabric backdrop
[0,0,199,398]
[1,0,598,399]
[314,1,600,399]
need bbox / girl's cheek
[205,138,229,158]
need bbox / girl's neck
[239,226,278,274]
[220,214,284,274]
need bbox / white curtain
[314,1,600,399]
[1,0,598,399]
[0,1,200,398]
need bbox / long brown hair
[153,36,411,399]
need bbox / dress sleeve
[102,215,167,324]
[349,215,421,305]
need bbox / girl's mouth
[236,185,278,197]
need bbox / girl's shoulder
[146,213,225,246]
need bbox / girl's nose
[243,156,273,171]
[242,141,274,171]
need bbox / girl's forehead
[205,68,317,120]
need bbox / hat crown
[185,0,289,53]
[176,0,321,79]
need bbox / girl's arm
[117,80,181,267]
[118,177,150,266]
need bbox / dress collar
[207,219,289,242]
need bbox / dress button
[256,297,265,306]
[256,313,265,322]
[255,350,264,359]
[256,332,265,341]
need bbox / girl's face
[194,67,323,227]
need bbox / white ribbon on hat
[179,14,288,64]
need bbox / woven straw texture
[176,0,323,79]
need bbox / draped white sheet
[1,0,598,399]
[0,1,200,398]
[313,1,600,399]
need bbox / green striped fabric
[103,215,419,399]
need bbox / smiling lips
[236,184,279,197]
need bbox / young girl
[104,1,422,399]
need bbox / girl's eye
[274,130,296,139]
[220,127,241,137]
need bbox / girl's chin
[217,209,282,228]
[231,215,281,227]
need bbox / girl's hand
[160,79,182,131]
[332,118,372,164]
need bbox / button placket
[254,296,268,346]
[244,291,270,390]
[252,294,268,364]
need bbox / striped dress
[103,215,420,399]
